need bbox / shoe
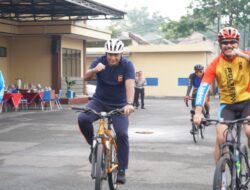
[117,169,126,184]
[141,107,145,109]
[190,127,197,135]
[205,113,210,119]
[89,147,93,164]
[190,129,194,134]
[136,107,139,109]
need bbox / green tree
[161,15,207,39]
[190,0,250,27]
[108,7,166,36]
[107,24,121,38]
[161,0,250,43]
[189,0,250,48]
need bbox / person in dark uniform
[78,39,135,184]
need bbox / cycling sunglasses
[220,40,239,45]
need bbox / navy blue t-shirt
[89,56,135,106]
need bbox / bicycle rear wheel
[192,124,199,143]
[95,143,105,190]
[239,145,249,188]
[108,141,118,190]
[213,156,233,190]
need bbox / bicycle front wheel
[108,141,118,190]
[213,156,233,190]
[200,124,205,139]
[239,145,249,188]
[95,143,105,190]
[192,124,199,143]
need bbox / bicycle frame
[91,114,118,179]
[218,121,250,188]
[72,106,123,190]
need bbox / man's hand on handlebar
[123,104,134,116]
[193,106,203,126]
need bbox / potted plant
[65,77,76,99]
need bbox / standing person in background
[133,71,139,107]
[134,71,146,109]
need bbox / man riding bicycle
[194,27,250,165]
[78,39,135,184]
[184,64,210,133]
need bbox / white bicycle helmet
[104,39,124,54]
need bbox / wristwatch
[127,102,133,106]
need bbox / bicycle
[202,118,250,190]
[72,106,124,190]
[185,98,207,143]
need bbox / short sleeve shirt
[89,56,135,105]
[202,52,250,104]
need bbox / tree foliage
[161,0,250,40]
[108,7,166,37]
[190,0,250,27]
[109,0,250,44]
[161,15,207,39]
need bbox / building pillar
[83,39,87,95]
[51,35,61,93]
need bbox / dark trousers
[133,88,145,108]
[78,99,129,170]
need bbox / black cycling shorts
[218,99,250,120]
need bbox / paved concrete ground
[0,98,247,190]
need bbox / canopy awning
[0,0,125,22]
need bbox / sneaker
[89,147,93,164]
[117,169,126,184]
[205,113,210,119]
[190,127,198,135]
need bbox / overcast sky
[88,0,193,28]
[94,0,193,20]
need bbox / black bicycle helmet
[194,64,204,71]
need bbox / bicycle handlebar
[72,106,124,118]
[184,97,195,107]
[201,118,250,126]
